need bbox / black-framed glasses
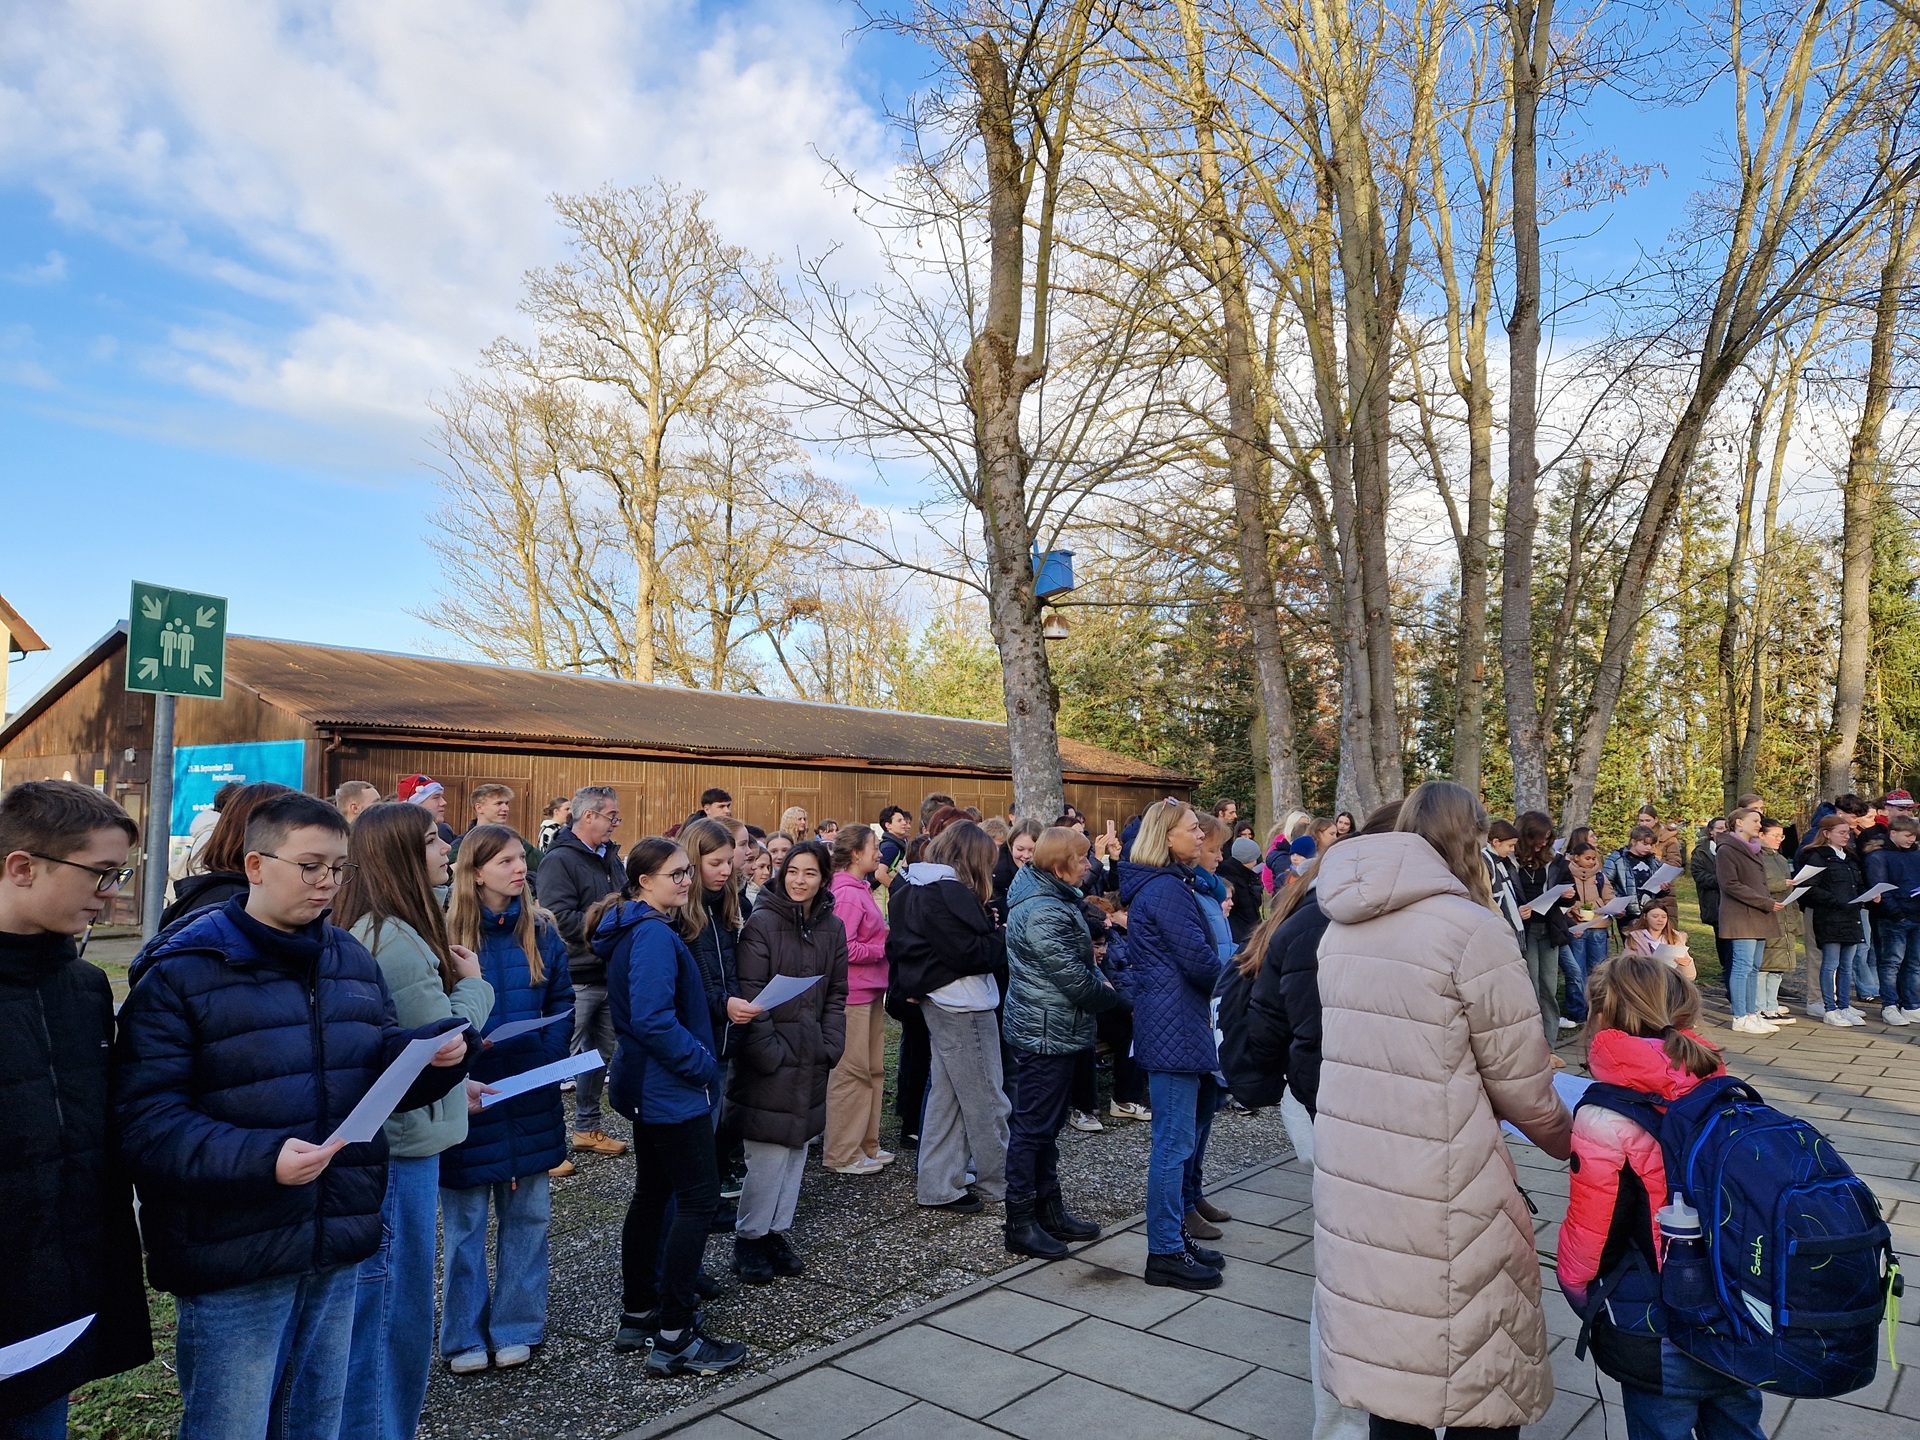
[260,853,359,886]
[662,865,694,884]
[30,853,136,894]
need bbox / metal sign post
[129,582,229,938]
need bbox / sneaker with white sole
[1557,1017,1581,1030]
[1109,1101,1152,1122]
[1884,1006,1911,1026]
[828,1156,886,1175]
[1841,1008,1868,1024]
[448,1349,489,1375]
[1824,1010,1855,1026]
[1068,1110,1104,1133]
[492,1344,531,1369]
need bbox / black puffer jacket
[885,863,1006,1002]
[1799,844,1867,946]
[115,899,472,1296]
[536,826,625,984]
[158,869,247,931]
[727,886,848,1148]
[1219,855,1265,945]
[1243,889,1333,1116]
[0,931,152,1417]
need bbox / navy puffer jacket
[439,904,573,1189]
[599,902,720,1126]
[1004,865,1123,1055]
[1117,861,1222,1074]
[114,899,471,1297]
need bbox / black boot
[1036,1191,1100,1243]
[731,1234,776,1286]
[766,1231,805,1277]
[1183,1229,1225,1269]
[1004,1198,1069,1259]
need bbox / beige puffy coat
[1312,832,1573,1430]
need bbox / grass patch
[1673,877,1724,991]
[69,1292,180,1440]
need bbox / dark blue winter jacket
[114,899,471,1296]
[1865,842,1920,924]
[598,902,719,1126]
[439,904,573,1189]
[1117,862,1222,1074]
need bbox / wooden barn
[0,626,1191,925]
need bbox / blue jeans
[342,1155,440,1439]
[1145,1071,1212,1253]
[1726,937,1763,1017]
[439,1174,551,1357]
[0,1398,68,1440]
[1821,942,1860,1011]
[1854,916,1880,1001]
[174,1265,357,1440]
[1877,918,1920,1010]
[1558,933,1606,1023]
[1619,1383,1764,1440]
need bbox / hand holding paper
[1852,883,1896,904]
[1782,885,1810,907]
[1789,864,1826,886]
[323,1030,456,1148]
[1594,896,1632,918]
[479,1051,605,1107]
[751,973,824,1011]
[1646,863,1683,891]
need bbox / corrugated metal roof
[223,635,1190,785]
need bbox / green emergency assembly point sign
[126,582,228,699]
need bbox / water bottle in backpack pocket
[1580,1075,1902,1399]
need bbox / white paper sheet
[1504,1073,1593,1144]
[1653,944,1691,962]
[1647,863,1683,891]
[1544,884,1575,902]
[324,1035,448,1147]
[1782,885,1810,907]
[1594,896,1632,917]
[0,1315,92,1380]
[484,1012,570,1045]
[479,1051,605,1107]
[1789,864,1826,885]
[1852,883,1896,904]
[751,972,825,1011]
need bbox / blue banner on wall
[172,740,307,835]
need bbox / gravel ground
[417,1058,1294,1440]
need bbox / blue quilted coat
[115,898,471,1296]
[438,903,573,1189]
[1117,862,1221,1074]
[597,902,720,1126]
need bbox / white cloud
[6,249,66,283]
[0,0,890,449]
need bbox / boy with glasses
[0,781,152,1439]
[115,791,473,1440]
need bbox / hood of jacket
[591,898,673,960]
[1315,832,1467,925]
[904,861,956,887]
[1007,862,1078,912]
[1586,1029,1721,1099]
[1116,859,1192,907]
[170,869,247,910]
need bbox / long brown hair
[335,802,457,991]
[1515,810,1556,870]
[675,817,740,940]
[1237,798,1402,977]
[930,821,997,905]
[1585,951,1722,1078]
[1397,781,1495,910]
[448,824,547,984]
[199,781,296,874]
[582,836,687,941]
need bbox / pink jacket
[830,870,890,1006]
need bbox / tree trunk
[1500,0,1553,814]
[1177,0,1305,821]
[1825,196,1916,796]
[966,27,1067,821]
[1718,367,1771,810]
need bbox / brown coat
[727,887,849,1149]
[1312,832,1573,1430]
[1715,837,1782,942]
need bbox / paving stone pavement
[623,1004,1920,1440]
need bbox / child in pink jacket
[824,824,895,1173]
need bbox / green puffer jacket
[351,916,496,1158]
[1003,865,1123,1054]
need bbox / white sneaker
[1109,1101,1152,1122]
[1732,1015,1766,1035]
[1068,1109,1104,1133]
[1752,1016,1779,1034]
[1883,1007,1911,1026]
[1770,1013,1797,1024]
[1558,1017,1581,1030]
[1824,1010,1855,1027]
[449,1349,489,1375]
[1842,1008,1868,1023]
[829,1156,886,1175]
[492,1344,531,1369]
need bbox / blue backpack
[1577,1075,1901,1398]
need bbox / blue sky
[2,1,1710,709]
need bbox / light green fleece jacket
[351,915,495,1158]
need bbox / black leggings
[1368,1420,1518,1440]
[893,1002,930,1139]
[622,1115,719,1328]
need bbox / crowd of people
[0,767,1906,1440]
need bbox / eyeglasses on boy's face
[259,853,359,886]
[30,853,137,894]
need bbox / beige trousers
[824,999,887,1169]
